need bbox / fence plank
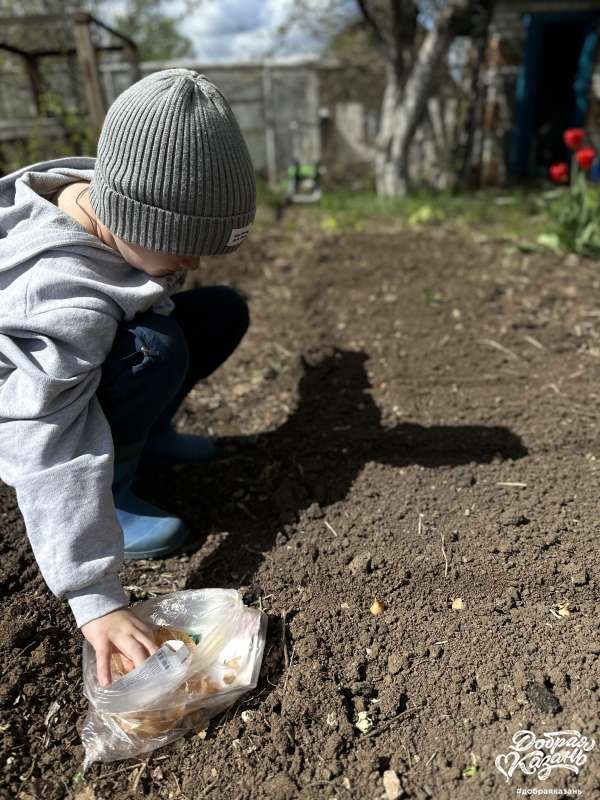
[72,16,106,135]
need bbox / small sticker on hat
[226,224,252,247]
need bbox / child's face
[111,234,201,278]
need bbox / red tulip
[576,147,596,172]
[549,163,569,184]
[564,128,585,150]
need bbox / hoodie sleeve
[0,299,127,628]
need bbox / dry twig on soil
[480,338,520,361]
[130,759,149,793]
[364,706,423,739]
[237,502,257,520]
[197,778,219,798]
[441,533,448,579]
[281,610,289,668]
[282,645,296,695]
[99,761,149,780]
[173,773,191,800]
[523,335,545,350]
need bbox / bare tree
[358,0,493,196]
[275,0,493,195]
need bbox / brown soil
[1,219,600,800]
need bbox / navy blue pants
[96,286,249,463]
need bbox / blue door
[510,11,599,178]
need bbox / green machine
[286,160,323,203]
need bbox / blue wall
[510,11,599,178]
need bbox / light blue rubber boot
[113,458,188,560]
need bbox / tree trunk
[375,63,403,195]
[375,12,463,195]
[459,1,494,186]
[371,0,474,197]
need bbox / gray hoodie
[0,156,185,628]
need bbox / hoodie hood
[0,157,185,319]
[0,156,123,272]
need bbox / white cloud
[102,0,355,63]
[184,0,341,61]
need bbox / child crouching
[0,68,256,685]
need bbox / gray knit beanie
[89,68,256,256]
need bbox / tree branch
[357,0,418,79]
[356,0,384,43]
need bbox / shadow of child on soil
[165,348,528,590]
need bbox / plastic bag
[80,589,267,768]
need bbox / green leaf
[536,233,562,254]
[423,287,443,305]
[321,215,338,231]
[543,178,600,259]
[408,205,445,226]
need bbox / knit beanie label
[89,68,256,257]
[226,224,252,247]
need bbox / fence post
[305,66,321,163]
[72,13,106,136]
[262,64,278,188]
[23,55,43,115]
[125,43,141,84]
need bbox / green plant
[408,204,446,226]
[423,287,444,305]
[544,174,600,258]
[462,753,479,778]
[543,128,600,258]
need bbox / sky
[185,0,310,61]
[105,0,358,62]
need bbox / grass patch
[310,187,548,240]
[255,180,552,244]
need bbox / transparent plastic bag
[80,589,267,768]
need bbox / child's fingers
[95,643,112,687]
[134,632,159,656]
[121,637,152,669]
[132,618,159,640]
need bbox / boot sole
[123,529,188,561]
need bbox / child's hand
[81,608,158,687]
